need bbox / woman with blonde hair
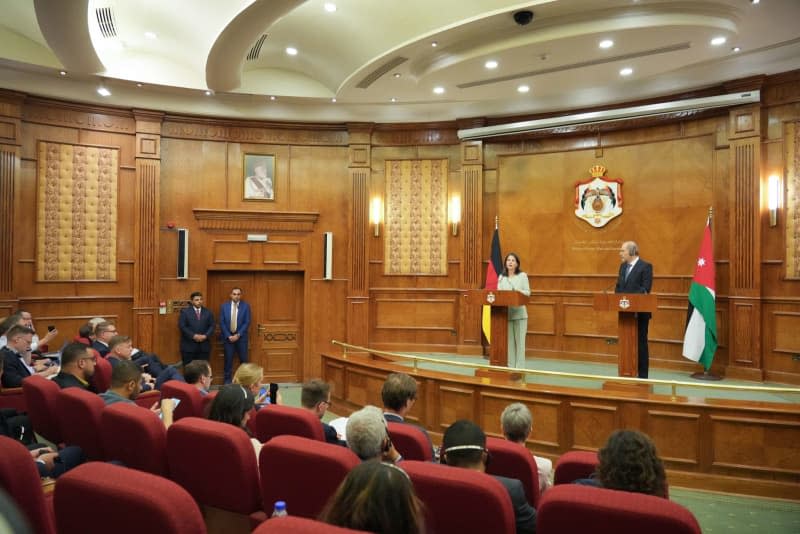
[233,363,282,405]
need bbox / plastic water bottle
[271,501,288,518]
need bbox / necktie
[625,263,633,280]
[231,303,238,333]
[195,308,201,320]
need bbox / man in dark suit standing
[178,291,215,367]
[219,287,250,384]
[615,241,654,378]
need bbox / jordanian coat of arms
[574,165,623,228]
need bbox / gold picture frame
[243,153,275,201]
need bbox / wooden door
[207,271,304,383]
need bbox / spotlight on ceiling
[286,47,298,56]
[324,3,337,12]
[517,85,530,93]
[97,85,111,97]
[710,36,726,46]
[433,86,445,94]
[485,60,498,69]
[619,67,633,76]
[599,39,614,49]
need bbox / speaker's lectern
[463,289,530,367]
[593,293,657,377]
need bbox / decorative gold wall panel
[36,141,118,281]
[384,159,448,275]
[786,121,799,279]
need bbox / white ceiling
[0,0,798,123]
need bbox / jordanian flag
[682,217,717,370]
[482,228,503,343]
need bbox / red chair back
[485,436,540,507]
[134,389,161,408]
[91,355,112,393]
[0,386,26,411]
[259,435,359,519]
[58,387,106,460]
[402,460,515,534]
[537,484,700,534]
[21,375,62,443]
[253,516,369,533]
[160,380,205,420]
[553,450,599,485]
[0,436,56,534]
[101,402,168,476]
[255,404,325,443]
[54,462,206,534]
[387,422,433,461]
[166,417,261,515]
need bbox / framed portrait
[243,153,276,201]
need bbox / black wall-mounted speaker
[177,228,189,279]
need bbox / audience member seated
[441,420,536,534]
[1,326,58,388]
[19,311,57,354]
[346,405,402,464]
[574,429,667,498]
[183,360,212,395]
[0,313,23,349]
[90,321,118,357]
[502,402,553,493]
[302,379,343,445]
[52,343,96,391]
[106,335,165,391]
[381,372,434,458]
[233,362,282,405]
[208,384,260,460]
[100,360,175,427]
[73,322,95,345]
[320,460,425,534]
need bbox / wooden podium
[593,293,657,377]
[463,289,530,367]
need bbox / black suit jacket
[615,258,653,316]
[494,475,537,534]
[384,412,436,459]
[0,347,33,388]
[91,340,110,358]
[178,306,215,353]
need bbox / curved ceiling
[0,0,799,123]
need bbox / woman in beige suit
[497,253,530,369]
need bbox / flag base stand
[690,370,722,381]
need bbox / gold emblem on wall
[573,165,624,228]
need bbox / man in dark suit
[301,379,345,446]
[178,291,215,367]
[615,241,654,378]
[382,372,435,459]
[90,321,118,357]
[52,343,96,391]
[219,287,251,384]
[1,325,58,388]
[441,420,536,534]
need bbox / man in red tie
[178,291,215,367]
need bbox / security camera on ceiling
[513,10,534,26]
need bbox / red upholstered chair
[402,460,515,534]
[554,450,599,485]
[167,417,261,526]
[54,462,206,534]
[57,387,106,460]
[134,389,161,408]
[0,436,56,534]
[387,422,433,461]
[537,484,700,534]
[253,516,369,533]
[160,380,205,420]
[90,354,112,393]
[485,436,540,507]
[21,375,63,444]
[0,386,26,411]
[255,404,325,443]
[258,435,359,519]
[101,402,168,476]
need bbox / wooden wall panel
[646,410,701,466]
[710,415,800,476]
[570,402,620,451]
[0,145,16,295]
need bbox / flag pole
[691,206,722,381]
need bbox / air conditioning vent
[247,34,268,61]
[95,7,117,38]
[356,57,408,89]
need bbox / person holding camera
[345,405,402,464]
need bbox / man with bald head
[615,241,653,378]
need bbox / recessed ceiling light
[144,31,157,40]
[391,97,397,102]
[710,36,726,46]
[393,73,401,78]
[517,85,530,93]
[324,2,337,12]
[59,70,67,76]
[732,46,741,53]
[599,39,614,49]
[485,60,498,69]
[750,0,760,4]
[205,90,212,96]
[433,86,445,94]
[286,47,298,56]
[270,95,276,101]
[619,67,633,76]
[431,41,438,48]
[136,82,143,87]
[97,86,111,97]
[331,98,337,102]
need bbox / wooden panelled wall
[0,71,798,384]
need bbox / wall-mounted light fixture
[768,174,781,227]
[370,197,383,236]
[448,195,461,236]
